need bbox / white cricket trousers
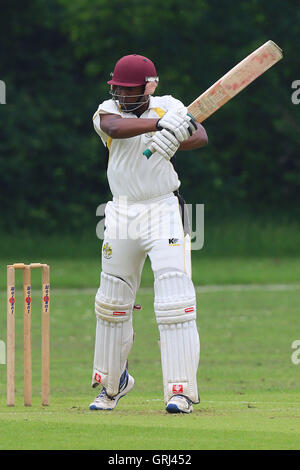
[100,192,192,293]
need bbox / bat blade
[143,40,283,158]
[188,40,283,123]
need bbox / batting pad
[154,271,200,403]
[93,272,135,396]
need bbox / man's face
[112,85,145,112]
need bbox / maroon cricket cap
[108,54,157,87]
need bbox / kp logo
[169,238,180,246]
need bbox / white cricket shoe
[165,394,193,414]
[89,370,134,411]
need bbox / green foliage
[0,0,299,231]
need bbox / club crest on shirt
[102,242,112,259]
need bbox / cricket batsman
[90,54,208,413]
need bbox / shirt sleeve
[92,99,121,146]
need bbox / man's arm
[100,112,208,150]
[100,113,159,139]
[178,124,208,151]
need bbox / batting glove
[157,108,187,130]
[171,119,197,142]
[157,109,197,142]
[151,128,180,160]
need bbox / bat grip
[143,113,196,158]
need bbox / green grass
[0,219,299,450]
[0,395,299,450]
[0,283,300,449]
[0,257,300,290]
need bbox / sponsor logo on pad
[185,307,194,313]
[94,373,101,384]
[172,384,183,394]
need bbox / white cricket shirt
[93,95,184,202]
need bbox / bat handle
[143,145,155,159]
[143,112,196,158]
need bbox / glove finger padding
[157,108,189,132]
[151,142,175,160]
[152,129,180,160]
[172,122,191,142]
[157,109,198,141]
[154,128,179,146]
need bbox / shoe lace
[95,370,128,401]
[97,388,115,401]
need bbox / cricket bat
[143,40,283,158]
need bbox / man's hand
[151,129,180,160]
[157,108,197,142]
